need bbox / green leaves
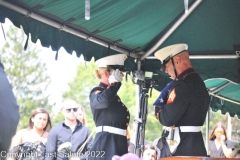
[0,25,51,130]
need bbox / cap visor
[108,65,126,72]
[160,65,166,72]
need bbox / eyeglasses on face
[215,131,224,135]
[65,108,78,113]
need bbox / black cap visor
[160,56,171,72]
[108,65,126,72]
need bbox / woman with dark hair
[11,108,52,146]
[209,122,234,158]
[9,108,52,159]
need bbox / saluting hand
[108,69,123,84]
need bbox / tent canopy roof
[0,0,239,117]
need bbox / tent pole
[209,93,240,105]
[133,60,142,156]
[227,113,232,140]
[0,1,138,57]
[209,81,231,94]
[205,108,210,155]
[140,0,202,60]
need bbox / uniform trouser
[173,132,207,156]
[88,132,128,160]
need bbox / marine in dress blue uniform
[154,44,210,157]
[89,54,130,160]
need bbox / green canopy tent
[0,0,239,116]
[205,78,240,118]
[1,0,240,155]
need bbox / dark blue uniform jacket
[89,82,130,160]
[159,68,210,156]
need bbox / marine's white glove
[108,69,123,84]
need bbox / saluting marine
[154,44,210,157]
[89,54,130,160]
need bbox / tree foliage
[60,61,98,129]
[0,25,51,129]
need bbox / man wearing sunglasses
[45,99,93,160]
[154,44,210,157]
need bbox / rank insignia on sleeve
[167,88,176,104]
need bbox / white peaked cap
[95,54,127,68]
[154,44,188,64]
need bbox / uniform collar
[99,82,108,89]
[177,68,195,80]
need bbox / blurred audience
[9,108,51,159]
[10,108,51,147]
[45,99,92,160]
[209,122,234,158]
[77,104,87,126]
[230,148,240,158]
[142,144,157,160]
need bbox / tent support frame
[140,0,202,60]
[205,108,210,155]
[0,1,140,59]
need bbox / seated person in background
[142,144,157,160]
[45,99,92,160]
[9,108,52,159]
[209,122,234,158]
[229,148,240,158]
[77,104,87,126]
[11,108,51,146]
